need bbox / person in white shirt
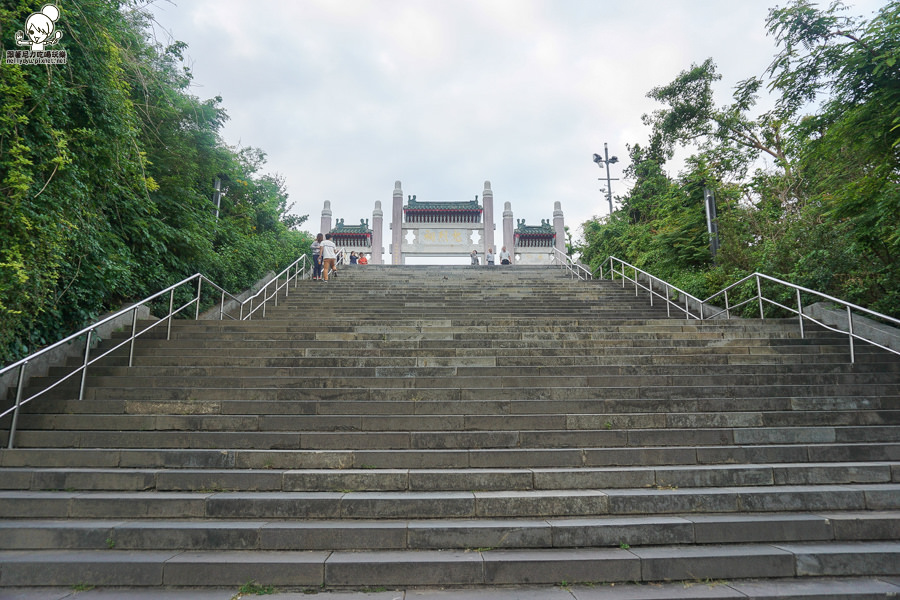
[320,233,338,281]
[500,246,511,265]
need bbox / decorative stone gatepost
[502,201,515,264]
[371,201,384,264]
[391,181,403,265]
[320,200,332,237]
[482,181,495,256]
[553,201,566,256]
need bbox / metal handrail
[2,254,312,448]
[551,248,594,281]
[598,256,704,319]
[597,255,900,362]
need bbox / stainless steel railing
[600,256,704,319]
[1,254,312,448]
[598,255,900,362]
[551,247,594,281]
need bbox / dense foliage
[0,1,311,365]
[580,1,900,317]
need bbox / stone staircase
[1,264,899,592]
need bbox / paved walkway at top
[3,577,900,600]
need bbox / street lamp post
[592,143,619,216]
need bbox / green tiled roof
[405,198,482,211]
[331,218,371,234]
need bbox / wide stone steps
[2,264,900,592]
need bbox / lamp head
[609,156,619,164]
[592,153,603,164]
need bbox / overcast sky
[147,0,885,261]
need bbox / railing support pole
[195,277,203,320]
[219,290,225,320]
[7,361,28,449]
[634,266,639,297]
[78,329,93,402]
[665,284,671,317]
[285,266,290,298]
[128,306,138,368]
[648,277,654,307]
[262,282,268,318]
[725,289,730,319]
[166,288,175,340]
[757,275,764,319]
[847,306,855,363]
[797,289,805,339]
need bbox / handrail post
[665,284,671,317]
[262,281,268,318]
[219,290,225,320]
[796,288,805,339]
[756,275,764,319]
[7,361,28,449]
[128,306,138,368]
[195,277,203,320]
[634,266,638,297]
[847,306,855,363]
[699,300,704,320]
[78,329,93,402]
[724,289,730,319]
[620,260,625,288]
[167,288,175,340]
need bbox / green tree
[1,1,310,365]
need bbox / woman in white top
[320,233,338,281]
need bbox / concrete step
[14,410,900,433]
[6,425,900,450]
[47,362,900,380]
[2,511,898,551]
[1,462,896,492]
[4,443,900,470]
[0,542,899,587]
[1,484,899,520]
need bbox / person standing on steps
[470,249,479,265]
[500,246,511,265]
[358,253,368,265]
[321,233,338,281]
[486,247,495,266]
[311,233,324,280]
